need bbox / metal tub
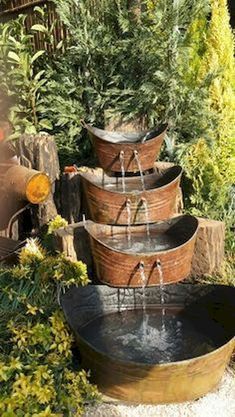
[80,165,182,224]
[85,123,167,173]
[84,215,198,287]
[61,284,235,404]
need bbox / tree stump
[55,173,82,224]
[191,218,225,277]
[14,134,60,230]
[53,222,94,279]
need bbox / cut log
[191,218,225,277]
[55,167,105,224]
[14,134,60,229]
[55,172,81,224]
[53,222,94,279]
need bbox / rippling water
[79,309,215,364]
[99,233,178,253]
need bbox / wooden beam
[0,0,50,17]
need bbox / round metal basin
[85,123,167,173]
[80,165,182,224]
[84,215,198,287]
[61,284,235,404]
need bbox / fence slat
[0,0,46,15]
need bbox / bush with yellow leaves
[0,237,99,417]
[181,0,235,222]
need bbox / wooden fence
[0,0,68,52]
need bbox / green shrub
[0,237,99,416]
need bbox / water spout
[126,198,132,244]
[134,150,145,190]
[156,259,165,332]
[141,197,150,238]
[119,150,126,193]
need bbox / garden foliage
[181,0,235,220]
[0,0,234,220]
[0,234,99,417]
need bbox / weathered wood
[191,218,225,277]
[0,1,67,53]
[53,222,94,279]
[0,0,46,16]
[14,134,60,229]
[55,172,81,224]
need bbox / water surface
[99,233,179,253]
[79,308,216,364]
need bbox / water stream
[119,150,126,193]
[134,150,145,190]
[139,261,149,339]
[141,198,150,239]
[156,260,165,332]
[126,199,132,244]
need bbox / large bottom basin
[62,284,235,404]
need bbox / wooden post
[14,134,60,230]
[55,172,82,224]
[191,218,225,277]
[53,222,94,279]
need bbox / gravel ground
[84,369,235,417]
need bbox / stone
[191,217,225,277]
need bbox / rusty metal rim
[86,123,168,146]
[96,276,191,288]
[80,165,183,196]
[85,215,199,257]
[76,318,235,371]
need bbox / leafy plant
[0,14,50,138]
[47,0,214,166]
[0,0,234,227]
[0,237,99,416]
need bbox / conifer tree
[183,0,235,218]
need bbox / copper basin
[85,123,167,173]
[0,236,25,264]
[61,284,235,404]
[80,166,182,224]
[84,215,198,287]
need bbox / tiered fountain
[61,123,235,404]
